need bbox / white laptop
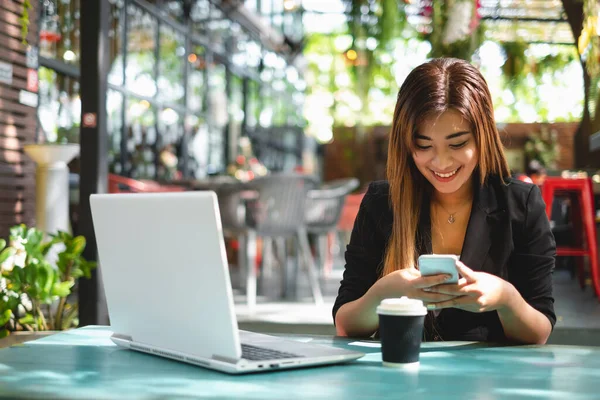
[90,191,364,374]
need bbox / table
[0,326,598,399]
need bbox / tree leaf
[69,236,86,257]
[0,238,5,251]
[0,247,16,265]
[52,280,74,298]
[18,313,35,326]
[9,224,26,241]
[0,329,9,339]
[37,263,56,302]
[0,309,12,326]
[70,267,84,279]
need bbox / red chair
[541,177,599,298]
[108,174,186,193]
[337,193,365,232]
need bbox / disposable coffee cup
[377,297,427,368]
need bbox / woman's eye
[415,144,432,150]
[450,141,468,149]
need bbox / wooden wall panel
[0,0,38,239]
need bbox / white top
[376,297,427,316]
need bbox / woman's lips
[430,167,461,182]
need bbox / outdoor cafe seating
[106,172,362,308]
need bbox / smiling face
[412,109,478,195]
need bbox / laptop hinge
[212,354,241,364]
[112,333,133,341]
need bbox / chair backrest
[305,178,360,234]
[212,182,250,234]
[244,173,319,236]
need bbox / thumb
[456,261,477,282]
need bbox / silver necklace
[434,200,470,224]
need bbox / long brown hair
[383,58,510,277]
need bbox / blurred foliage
[19,0,32,45]
[493,43,581,122]
[524,126,559,168]
[501,41,529,84]
[423,0,485,60]
[0,226,96,337]
[301,0,580,132]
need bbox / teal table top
[0,326,599,400]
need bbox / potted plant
[524,125,559,170]
[0,224,96,344]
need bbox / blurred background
[0,0,599,345]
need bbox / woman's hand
[372,267,461,304]
[424,261,516,312]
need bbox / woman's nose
[431,151,453,170]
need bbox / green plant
[0,225,96,338]
[422,0,484,60]
[19,0,33,45]
[524,126,559,169]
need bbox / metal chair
[241,173,322,309]
[305,178,360,278]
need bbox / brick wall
[0,0,38,239]
[498,122,577,171]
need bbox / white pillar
[23,144,80,235]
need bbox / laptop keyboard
[241,343,303,361]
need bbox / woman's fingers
[413,274,453,289]
[426,295,472,310]
[417,290,457,303]
[456,261,477,282]
[424,280,473,296]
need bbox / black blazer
[333,175,556,342]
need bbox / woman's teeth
[433,168,459,178]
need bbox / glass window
[194,6,231,53]
[272,0,284,30]
[244,0,258,12]
[188,44,208,114]
[125,98,157,179]
[230,24,248,70]
[158,25,185,105]
[106,90,124,174]
[207,63,228,173]
[229,74,244,160]
[245,39,262,76]
[37,67,81,143]
[246,79,260,129]
[40,0,81,65]
[126,6,157,98]
[190,0,211,40]
[157,108,184,180]
[161,0,185,24]
[288,83,302,125]
[188,118,210,178]
[283,10,303,42]
[209,63,228,128]
[259,80,274,128]
[261,0,272,17]
[108,0,125,86]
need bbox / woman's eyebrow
[446,131,470,140]
[414,131,470,141]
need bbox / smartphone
[418,254,460,284]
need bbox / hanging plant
[421,0,485,60]
[501,41,530,84]
[19,0,33,45]
[578,0,600,78]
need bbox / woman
[333,58,555,344]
